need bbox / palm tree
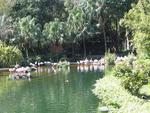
[43,18,66,44]
[14,16,41,58]
[66,0,94,57]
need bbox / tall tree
[13,16,41,58]
[66,0,95,57]
[43,18,66,45]
[121,0,150,58]
[11,0,66,26]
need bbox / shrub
[122,75,144,95]
[0,41,23,67]
[113,61,132,77]
[133,59,150,78]
[113,58,150,95]
[105,52,116,66]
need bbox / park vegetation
[0,0,138,65]
[0,41,22,67]
[0,0,150,112]
[93,0,150,112]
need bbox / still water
[0,66,103,113]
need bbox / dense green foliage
[43,18,66,44]
[93,75,150,113]
[0,0,15,13]
[113,57,150,95]
[121,0,150,58]
[0,0,150,112]
[113,61,132,77]
[13,15,41,58]
[0,0,137,60]
[112,0,150,96]
[0,41,23,67]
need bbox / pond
[0,66,104,113]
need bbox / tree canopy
[0,0,141,60]
[121,0,150,58]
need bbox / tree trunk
[72,43,75,56]
[25,48,29,59]
[1,14,5,26]
[115,18,119,52]
[126,29,130,50]
[126,36,129,50]
[83,37,86,58]
[102,24,107,53]
[32,48,36,56]
[37,40,41,54]
[99,15,107,53]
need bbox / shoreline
[0,68,9,72]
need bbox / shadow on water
[0,66,104,113]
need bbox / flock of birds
[8,55,135,80]
[77,58,105,66]
[8,66,35,80]
[77,65,105,72]
[29,61,52,67]
[28,56,134,67]
[76,58,105,72]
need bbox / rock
[98,106,109,112]
[65,80,69,83]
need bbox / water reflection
[36,66,53,73]
[77,65,105,72]
[0,67,101,113]
[33,64,104,75]
[35,66,70,75]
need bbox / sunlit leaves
[0,41,23,67]
[0,0,15,13]
[43,18,66,44]
[121,0,150,58]
[16,16,40,48]
[67,6,86,34]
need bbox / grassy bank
[93,75,150,113]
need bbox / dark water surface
[0,66,103,113]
